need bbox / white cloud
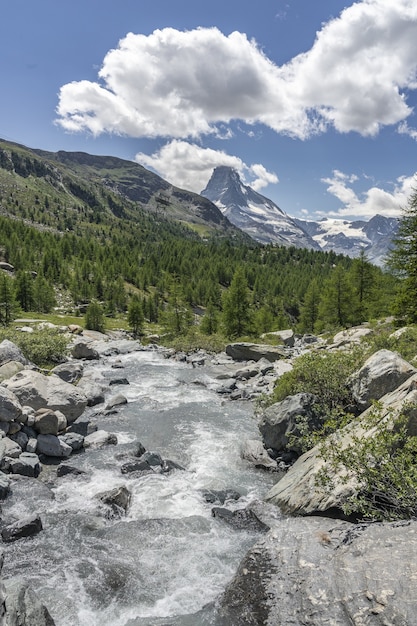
[398,121,417,140]
[135,140,278,193]
[56,1,417,141]
[321,170,416,218]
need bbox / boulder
[332,326,373,346]
[8,453,41,478]
[83,430,118,449]
[97,485,131,516]
[0,340,28,367]
[76,380,105,407]
[34,408,67,435]
[0,361,24,383]
[56,464,86,478]
[225,343,286,362]
[58,432,84,451]
[258,393,319,453]
[240,440,278,471]
[109,377,129,386]
[2,371,87,423]
[67,415,97,437]
[4,580,56,625]
[121,459,152,475]
[349,349,416,411]
[104,394,128,410]
[262,329,295,347]
[50,362,83,384]
[0,438,22,460]
[211,507,270,533]
[0,387,23,423]
[266,372,417,516]
[71,342,99,360]
[9,431,28,451]
[1,514,43,542]
[219,517,417,626]
[36,434,72,458]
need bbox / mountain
[201,166,398,266]
[0,139,245,240]
[201,166,319,250]
[294,215,399,266]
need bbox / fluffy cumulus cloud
[321,170,416,218]
[56,0,417,141]
[135,141,278,193]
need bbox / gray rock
[26,438,37,454]
[83,430,118,449]
[71,341,99,360]
[219,517,417,626]
[105,394,128,410]
[333,326,373,346]
[259,393,320,453]
[211,507,270,533]
[349,349,416,411]
[0,438,22,460]
[109,377,129,386]
[56,464,86,478]
[9,431,28,451]
[9,453,41,478]
[97,485,131,516]
[34,408,67,435]
[59,432,84,451]
[36,434,72,458]
[202,489,241,504]
[225,343,286,362]
[0,340,28,367]
[4,580,55,625]
[2,371,87,423]
[240,439,278,471]
[0,387,23,423]
[141,451,163,467]
[1,514,43,542]
[50,361,83,384]
[262,329,295,347]
[67,415,97,437]
[0,361,24,383]
[120,459,152,474]
[76,380,105,407]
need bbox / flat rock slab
[219,516,417,626]
[225,343,286,362]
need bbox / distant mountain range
[0,139,399,266]
[202,166,398,266]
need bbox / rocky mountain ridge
[202,166,399,265]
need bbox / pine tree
[200,301,219,335]
[127,298,144,337]
[298,279,320,333]
[222,267,252,338]
[15,270,34,311]
[389,183,417,321]
[0,274,19,325]
[316,265,360,331]
[85,299,105,332]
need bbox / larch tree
[389,183,417,322]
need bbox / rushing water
[2,349,277,625]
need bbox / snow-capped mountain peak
[201,167,319,249]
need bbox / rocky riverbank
[1,324,417,624]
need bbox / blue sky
[1,0,417,220]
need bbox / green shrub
[0,328,68,367]
[264,346,365,452]
[317,404,417,521]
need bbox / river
[2,348,278,625]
